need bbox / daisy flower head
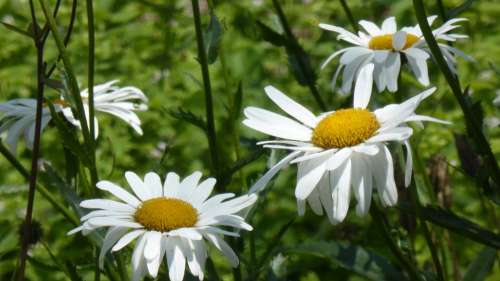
[69,171,257,281]
[319,15,470,97]
[61,80,148,138]
[243,85,449,224]
[0,99,56,152]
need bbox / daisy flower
[69,171,257,281]
[0,99,56,152]
[243,85,449,224]
[319,15,470,96]
[61,80,148,138]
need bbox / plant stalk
[191,0,220,179]
[17,2,45,278]
[272,0,327,111]
[412,0,500,187]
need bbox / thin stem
[17,1,45,278]
[339,0,359,32]
[46,0,77,78]
[38,0,99,185]
[86,0,96,142]
[271,0,327,111]
[370,206,423,281]
[191,0,220,179]
[436,0,448,21]
[412,0,500,186]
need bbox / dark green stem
[412,0,500,187]
[370,206,423,281]
[339,0,359,32]
[436,0,448,21]
[38,0,99,186]
[272,0,327,111]
[86,0,97,183]
[191,0,221,181]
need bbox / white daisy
[243,85,449,224]
[61,80,148,138]
[319,15,470,96]
[69,171,257,281]
[0,99,56,152]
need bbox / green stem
[86,0,98,190]
[37,0,98,185]
[191,0,220,180]
[272,0,327,111]
[339,0,359,32]
[412,0,500,187]
[436,0,448,21]
[370,205,423,281]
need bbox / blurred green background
[0,0,499,280]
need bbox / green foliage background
[0,0,498,280]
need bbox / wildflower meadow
[0,0,499,280]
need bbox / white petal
[177,171,202,201]
[358,20,382,36]
[144,231,162,260]
[353,63,374,109]
[125,171,152,201]
[384,53,401,92]
[80,199,136,213]
[319,23,363,45]
[331,159,352,223]
[307,187,323,215]
[404,141,413,187]
[144,172,163,198]
[248,151,302,194]
[112,229,145,252]
[243,107,312,141]
[96,181,141,207]
[166,238,186,281]
[351,156,372,216]
[264,86,318,127]
[295,155,328,200]
[405,51,430,86]
[372,145,398,206]
[99,227,129,268]
[369,126,413,143]
[392,31,407,51]
[326,148,352,171]
[381,17,397,33]
[164,172,180,197]
[190,177,216,206]
[203,233,239,267]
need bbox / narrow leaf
[286,241,408,281]
[463,246,497,281]
[204,12,223,64]
[0,21,33,38]
[399,203,500,249]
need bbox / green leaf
[399,203,500,249]
[447,0,475,18]
[257,21,286,47]
[463,247,497,281]
[167,107,207,133]
[204,12,223,64]
[286,241,408,281]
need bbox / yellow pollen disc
[43,99,69,107]
[312,108,380,149]
[368,33,420,50]
[134,198,198,232]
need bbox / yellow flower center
[368,33,420,50]
[43,98,69,107]
[134,198,198,232]
[312,108,380,149]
